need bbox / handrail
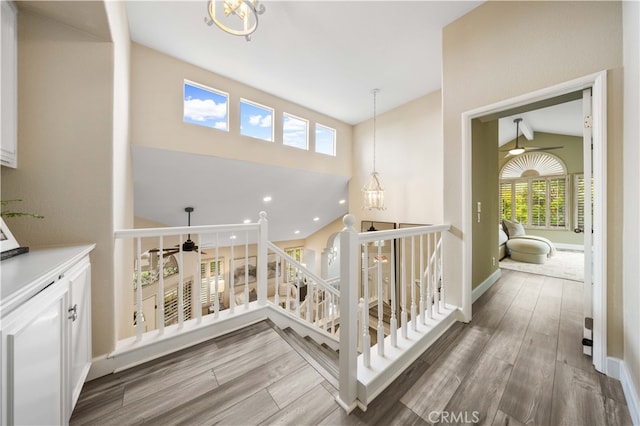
[114,223,258,239]
[267,242,340,298]
[357,224,450,244]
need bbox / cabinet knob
[68,304,78,321]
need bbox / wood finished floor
[71,269,632,425]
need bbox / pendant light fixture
[363,89,385,210]
[205,0,265,42]
[509,118,526,156]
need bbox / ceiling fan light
[509,147,526,156]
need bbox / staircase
[269,321,339,389]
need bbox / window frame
[239,98,274,142]
[315,123,336,156]
[183,79,229,132]
[282,112,309,150]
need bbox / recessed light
[243,219,251,224]
[313,217,320,222]
[294,230,300,235]
[230,235,237,240]
[263,196,272,203]
[339,199,346,204]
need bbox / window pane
[531,180,547,226]
[240,99,273,142]
[499,182,513,220]
[183,80,228,131]
[514,181,529,225]
[283,113,309,150]
[315,124,336,156]
[549,178,566,227]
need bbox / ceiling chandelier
[205,0,265,42]
[363,89,385,210]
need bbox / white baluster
[273,251,280,308]
[361,297,370,367]
[196,233,202,323]
[377,241,384,357]
[135,237,143,341]
[390,237,397,348]
[178,234,184,329]
[244,234,249,309]
[229,238,235,314]
[362,243,371,349]
[401,237,408,339]
[419,234,425,326]
[214,234,220,318]
[157,236,165,335]
[410,236,417,332]
[427,233,433,320]
[434,234,440,315]
[438,233,445,308]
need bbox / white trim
[610,357,640,426]
[461,70,608,371]
[472,269,501,303]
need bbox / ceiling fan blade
[524,146,563,152]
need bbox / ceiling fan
[149,207,205,255]
[500,118,563,157]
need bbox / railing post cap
[343,214,356,229]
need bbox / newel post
[257,211,268,305]
[337,214,359,412]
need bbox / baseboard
[472,269,501,303]
[611,357,640,426]
[86,354,115,382]
[554,243,584,251]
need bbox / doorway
[462,71,607,373]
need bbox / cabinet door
[67,257,92,418]
[4,282,68,426]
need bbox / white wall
[105,1,135,347]
[622,0,640,416]
[349,90,443,227]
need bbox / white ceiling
[498,99,583,146]
[132,146,349,242]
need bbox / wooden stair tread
[268,322,339,388]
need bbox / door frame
[461,70,607,373]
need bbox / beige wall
[622,0,640,409]
[1,10,115,356]
[472,119,499,287]
[442,1,624,356]
[349,90,443,227]
[130,43,352,178]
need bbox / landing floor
[71,270,632,425]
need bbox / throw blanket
[510,235,557,257]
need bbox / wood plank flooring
[71,269,632,425]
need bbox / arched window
[499,152,569,229]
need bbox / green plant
[0,199,44,219]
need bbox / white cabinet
[1,0,18,168]
[0,245,94,425]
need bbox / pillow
[502,219,526,238]
[498,227,508,246]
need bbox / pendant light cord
[372,89,379,173]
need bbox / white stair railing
[338,214,454,412]
[266,242,340,338]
